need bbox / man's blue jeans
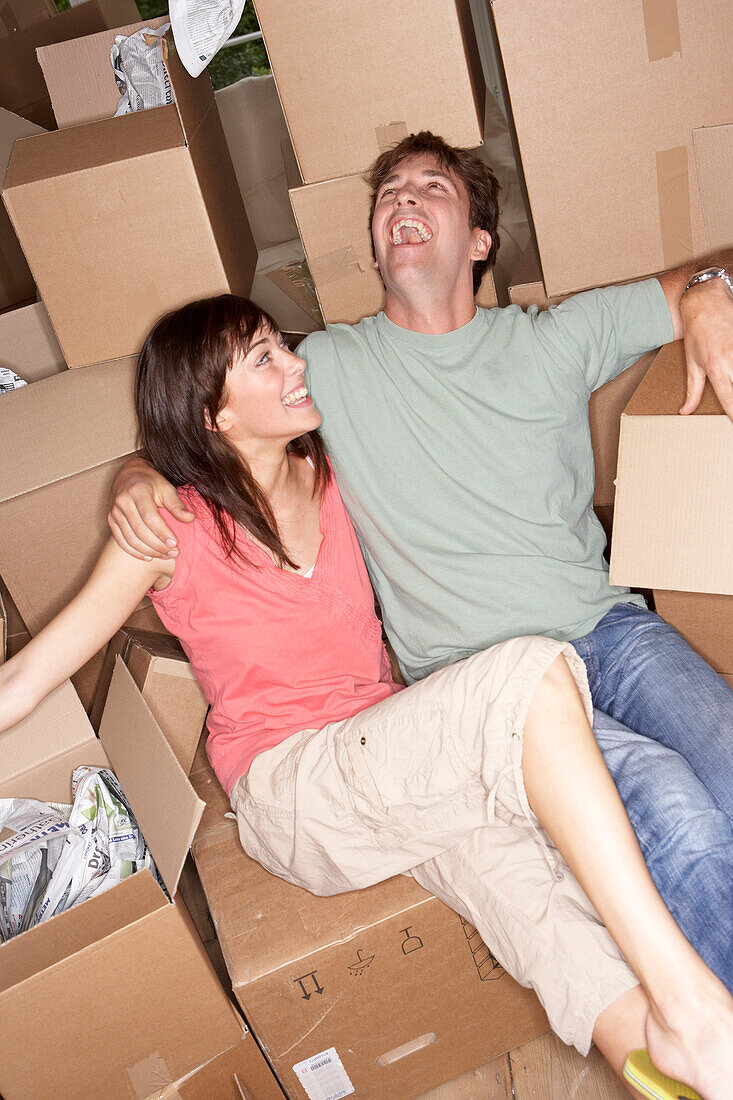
[571,601,733,992]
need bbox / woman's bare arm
[108,458,195,561]
[0,539,173,731]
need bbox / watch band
[682,267,733,298]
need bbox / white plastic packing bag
[110,23,174,116]
[170,0,247,78]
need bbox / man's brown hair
[365,131,501,294]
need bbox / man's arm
[658,251,733,419]
[108,458,194,560]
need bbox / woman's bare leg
[522,655,733,1100]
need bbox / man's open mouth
[389,218,433,245]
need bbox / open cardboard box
[0,0,140,128]
[254,0,485,184]
[507,239,657,508]
[0,107,45,310]
[610,340,733,595]
[189,741,548,1100]
[90,627,208,775]
[290,171,497,326]
[0,298,66,381]
[2,20,257,368]
[0,662,268,1099]
[491,0,733,296]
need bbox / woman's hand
[108,458,194,560]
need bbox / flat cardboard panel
[654,589,733,673]
[692,124,733,253]
[0,0,55,37]
[0,300,66,380]
[0,108,44,309]
[491,0,732,295]
[610,341,733,594]
[173,1032,284,1100]
[291,173,496,326]
[254,0,484,184]
[99,660,204,897]
[0,678,97,788]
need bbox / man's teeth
[390,218,432,245]
[282,386,308,406]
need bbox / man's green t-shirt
[301,279,674,684]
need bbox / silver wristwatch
[682,267,733,298]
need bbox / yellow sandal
[623,1050,701,1100]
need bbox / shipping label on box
[255,0,485,184]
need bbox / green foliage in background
[54,0,271,88]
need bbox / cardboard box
[0,299,65,380]
[0,357,139,636]
[2,22,257,368]
[215,73,301,250]
[0,663,258,1100]
[0,0,56,38]
[491,1,733,296]
[653,589,733,684]
[0,108,44,310]
[189,744,548,1100]
[507,240,656,507]
[290,172,497,326]
[168,1030,284,1100]
[254,0,485,184]
[0,0,140,128]
[251,238,324,335]
[90,627,208,775]
[610,340,733,594]
[0,576,30,660]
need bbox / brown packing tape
[656,146,694,270]
[641,0,682,62]
[127,1053,175,1099]
[375,120,408,152]
[308,245,367,286]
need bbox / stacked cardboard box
[609,340,733,681]
[255,0,497,325]
[491,0,732,297]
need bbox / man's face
[370,153,488,300]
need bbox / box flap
[0,300,65,381]
[0,106,45,178]
[0,679,98,790]
[624,341,725,417]
[692,124,733,253]
[99,660,204,897]
[0,356,137,503]
[36,15,171,130]
[0,869,163,994]
[0,0,56,37]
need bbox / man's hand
[659,260,733,421]
[678,280,733,419]
[108,458,194,561]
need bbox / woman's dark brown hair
[136,294,330,570]
[365,131,501,294]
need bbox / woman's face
[216,327,321,449]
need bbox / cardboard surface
[3,26,256,368]
[0,108,45,309]
[190,743,548,1100]
[491,1,733,296]
[0,357,139,635]
[291,172,497,326]
[0,665,247,1100]
[692,123,733,253]
[169,1031,284,1100]
[0,0,140,128]
[507,241,656,506]
[0,0,56,37]
[90,627,208,775]
[215,74,300,250]
[610,340,733,594]
[255,0,485,184]
[0,299,65,379]
[654,589,733,676]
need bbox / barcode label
[293,1047,355,1100]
